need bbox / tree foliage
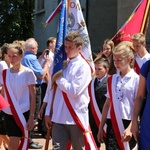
[0,0,34,46]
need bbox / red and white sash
[108,75,130,150]
[62,91,98,150]
[88,79,107,134]
[3,69,29,150]
[134,60,140,75]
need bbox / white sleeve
[43,79,52,103]
[44,79,54,116]
[56,65,91,98]
[105,85,110,98]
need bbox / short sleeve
[140,60,150,78]
[26,69,36,85]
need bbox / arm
[38,102,47,120]
[38,49,49,64]
[1,86,4,97]
[56,64,91,98]
[122,122,132,142]
[44,85,54,129]
[38,55,50,80]
[97,98,110,143]
[131,74,146,141]
[26,84,36,130]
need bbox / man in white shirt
[45,31,97,150]
[132,33,150,74]
[38,37,56,137]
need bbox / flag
[112,0,150,45]
[67,0,95,72]
[52,0,67,83]
[43,1,62,27]
[0,94,9,110]
[45,0,95,74]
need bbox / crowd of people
[0,31,150,150]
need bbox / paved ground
[0,129,105,150]
[29,130,106,150]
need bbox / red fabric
[45,1,62,24]
[134,60,140,74]
[0,94,9,110]
[62,91,98,150]
[2,69,29,150]
[112,0,149,45]
[108,76,125,150]
[80,52,94,74]
[66,141,71,150]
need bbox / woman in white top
[1,43,36,150]
[0,43,11,91]
[97,44,139,150]
[0,43,11,150]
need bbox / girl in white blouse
[97,44,139,150]
[1,43,36,150]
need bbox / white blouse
[2,67,36,115]
[106,69,139,120]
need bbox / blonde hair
[13,40,25,52]
[47,37,56,47]
[103,39,114,51]
[132,33,146,44]
[113,44,134,68]
[7,43,24,55]
[116,41,134,51]
[65,30,83,47]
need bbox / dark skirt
[3,111,29,137]
[106,119,136,150]
[0,111,7,135]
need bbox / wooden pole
[44,83,57,150]
[44,128,51,150]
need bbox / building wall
[34,0,59,52]
[88,0,117,52]
[34,0,150,53]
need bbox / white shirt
[2,67,36,114]
[106,69,139,120]
[45,55,91,124]
[0,61,8,86]
[135,52,150,68]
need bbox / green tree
[0,0,34,46]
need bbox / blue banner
[52,0,67,81]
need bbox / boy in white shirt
[132,33,150,74]
[45,31,97,150]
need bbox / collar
[24,51,35,55]
[116,69,134,79]
[135,52,150,59]
[68,55,81,64]
[97,74,107,82]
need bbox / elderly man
[22,38,50,149]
